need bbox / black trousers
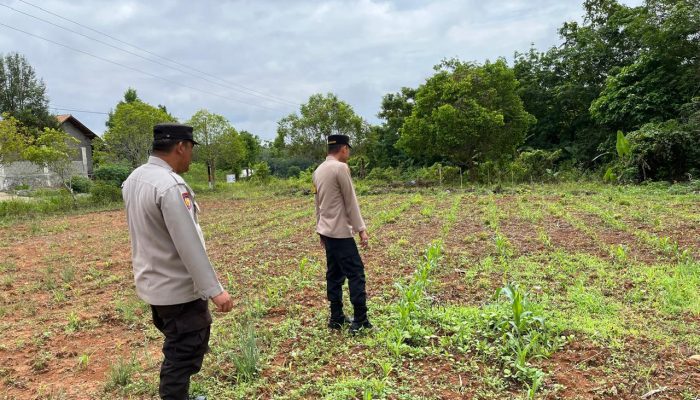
[151,299,212,400]
[322,235,368,321]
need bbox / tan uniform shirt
[313,155,366,239]
[122,156,223,306]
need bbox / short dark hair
[152,139,188,153]
[328,143,346,154]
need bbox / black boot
[328,301,352,330]
[350,303,373,334]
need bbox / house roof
[56,114,98,140]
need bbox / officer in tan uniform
[313,134,372,333]
[122,123,233,400]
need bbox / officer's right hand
[359,230,369,249]
[212,290,233,313]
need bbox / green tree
[370,87,415,168]
[514,0,648,162]
[103,98,176,168]
[275,93,369,162]
[216,127,247,178]
[0,114,28,167]
[188,109,235,187]
[397,58,535,169]
[590,0,700,131]
[239,131,262,173]
[0,53,57,131]
[105,87,141,129]
[23,127,79,198]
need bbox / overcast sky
[1,0,642,140]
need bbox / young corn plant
[476,283,565,397]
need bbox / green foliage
[368,87,415,168]
[103,90,176,168]
[615,130,631,159]
[625,119,700,181]
[22,128,80,194]
[90,182,123,204]
[69,176,92,194]
[0,113,29,166]
[477,283,565,394]
[188,109,245,185]
[230,319,259,382]
[104,356,138,391]
[397,58,535,167]
[590,1,700,132]
[0,52,57,130]
[275,93,370,162]
[93,164,132,187]
[250,161,271,184]
[508,149,563,183]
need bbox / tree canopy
[102,90,177,168]
[397,58,535,168]
[0,53,56,131]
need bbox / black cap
[327,134,351,148]
[153,123,199,145]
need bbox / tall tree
[216,128,246,178]
[0,53,57,131]
[105,87,142,129]
[103,98,176,168]
[239,131,262,173]
[397,58,535,168]
[187,109,234,187]
[275,93,369,162]
[514,0,648,162]
[370,87,415,168]
[590,0,700,131]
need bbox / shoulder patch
[182,192,193,210]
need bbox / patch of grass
[104,355,139,391]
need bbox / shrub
[250,161,271,183]
[413,163,461,184]
[93,164,131,187]
[626,120,700,181]
[90,182,123,204]
[286,165,301,178]
[509,149,563,183]
[69,176,93,193]
[366,166,402,182]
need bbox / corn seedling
[76,353,90,370]
[65,311,81,333]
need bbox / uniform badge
[182,192,193,210]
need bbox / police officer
[122,123,233,400]
[313,134,372,333]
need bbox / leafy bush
[69,176,92,193]
[90,182,123,204]
[366,166,402,182]
[250,161,271,184]
[414,163,461,184]
[286,165,301,178]
[93,164,131,187]
[625,120,700,181]
[509,149,563,183]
